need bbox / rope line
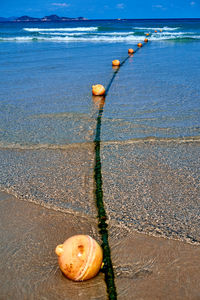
[93,39,149,300]
[105,46,144,96]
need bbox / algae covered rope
[94,106,117,300]
[93,37,151,299]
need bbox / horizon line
[1,16,200,20]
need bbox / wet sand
[0,139,199,244]
[0,139,200,298]
[0,191,200,300]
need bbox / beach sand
[0,191,200,300]
[0,139,200,299]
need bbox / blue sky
[1,0,200,19]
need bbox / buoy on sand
[137,43,143,47]
[92,84,106,96]
[55,235,103,281]
[112,59,120,66]
[128,48,134,54]
[144,38,148,43]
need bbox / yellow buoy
[128,48,134,54]
[160,29,163,32]
[137,42,143,47]
[55,235,103,281]
[92,84,106,96]
[112,59,120,67]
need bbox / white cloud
[116,3,125,9]
[51,3,70,7]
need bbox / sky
[0,0,200,19]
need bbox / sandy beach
[0,138,200,299]
[1,190,200,299]
[1,18,200,299]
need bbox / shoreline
[1,190,200,299]
[1,139,199,245]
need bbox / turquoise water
[0,19,200,147]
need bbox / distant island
[0,15,88,22]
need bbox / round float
[55,235,103,281]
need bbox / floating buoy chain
[92,31,156,299]
[92,31,154,97]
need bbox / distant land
[0,15,87,22]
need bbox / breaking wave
[0,23,199,43]
[1,34,199,43]
[23,27,98,32]
[133,26,180,31]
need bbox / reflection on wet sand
[92,95,105,110]
[0,191,200,300]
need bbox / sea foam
[23,27,98,32]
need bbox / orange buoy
[92,84,105,96]
[112,59,120,67]
[55,235,103,281]
[146,33,150,36]
[128,48,134,54]
[154,30,157,33]
[144,38,148,43]
[137,42,143,47]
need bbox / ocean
[0,19,200,243]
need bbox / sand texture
[0,191,200,300]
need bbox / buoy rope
[93,37,150,300]
[94,110,117,299]
[105,48,140,96]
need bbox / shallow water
[0,19,200,244]
[0,19,200,147]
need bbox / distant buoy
[112,59,120,67]
[146,33,150,36]
[92,84,106,96]
[55,235,103,281]
[128,48,134,54]
[137,43,143,47]
[160,29,162,32]
[144,38,148,43]
[154,30,157,33]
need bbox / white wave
[1,34,199,43]
[150,34,200,40]
[23,27,98,32]
[39,31,135,36]
[154,31,194,35]
[0,37,36,42]
[133,26,180,31]
[0,36,144,43]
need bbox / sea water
[0,19,200,243]
[0,19,200,147]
